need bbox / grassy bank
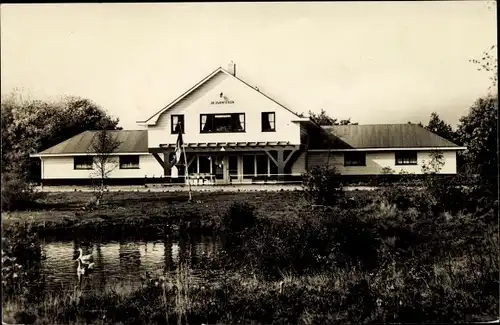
[2,184,498,324]
[3,261,497,325]
[2,190,330,239]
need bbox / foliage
[425,112,457,143]
[1,190,498,324]
[1,171,45,211]
[302,164,344,206]
[470,44,498,90]
[381,166,396,175]
[308,109,358,126]
[222,201,258,264]
[221,201,257,234]
[89,129,122,206]
[421,150,445,174]
[456,95,498,193]
[2,219,44,305]
[1,90,120,180]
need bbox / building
[31,63,466,186]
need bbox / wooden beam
[152,152,171,176]
[264,150,278,167]
[187,155,195,168]
[283,149,298,166]
[277,150,285,181]
[152,152,163,166]
[163,152,171,176]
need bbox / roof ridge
[140,65,304,125]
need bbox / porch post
[265,147,301,183]
[152,151,172,177]
[163,152,171,178]
[277,150,284,182]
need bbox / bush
[2,220,44,304]
[221,201,257,262]
[302,165,344,206]
[1,172,44,211]
[326,210,381,271]
[221,201,257,234]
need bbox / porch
[149,141,305,185]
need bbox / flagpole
[180,125,192,202]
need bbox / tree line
[0,89,497,189]
[1,91,121,181]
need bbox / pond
[40,234,225,294]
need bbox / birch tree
[88,129,121,207]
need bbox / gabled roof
[137,66,308,125]
[309,124,465,150]
[31,130,148,157]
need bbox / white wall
[147,71,302,148]
[307,150,458,175]
[41,154,164,179]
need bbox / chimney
[227,61,236,76]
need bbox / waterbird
[77,247,94,264]
[76,258,94,286]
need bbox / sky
[1,2,497,130]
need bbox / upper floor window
[74,156,93,170]
[200,113,245,133]
[261,112,276,132]
[171,115,184,134]
[119,155,140,169]
[395,151,417,165]
[344,152,366,166]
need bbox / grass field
[2,188,498,324]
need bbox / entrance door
[213,156,224,183]
[215,163,224,180]
[228,155,238,183]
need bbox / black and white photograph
[1,2,498,324]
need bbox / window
[243,155,255,176]
[261,112,276,132]
[199,156,212,174]
[119,155,140,169]
[74,156,93,170]
[171,115,184,134]
[344,152,366,166]
[228,156,238,177]
[256,154,268,176]
[200,113,245,133]
[395,151,417,165]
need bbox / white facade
[307,150,458,175]
[41,155,164,179]
[145,70,303,148]
[32,64,465,185]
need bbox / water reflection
[40,235,222,293]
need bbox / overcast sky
[1,2,497,129]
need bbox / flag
[173,127,183,166]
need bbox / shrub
[302,165,344,206]
[2,220,44,304]
[221,201,256,234]
[221,201,257,262]
[1,172,44,211]
[325,209,381,271]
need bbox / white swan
[76,258,94,286]
[77,248,93,264]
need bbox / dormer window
[262,112,275,132]
[171,115,184,134]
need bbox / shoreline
[32,184,379,192]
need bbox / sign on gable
[211,92,234,105]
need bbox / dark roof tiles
[37,130,148,155]
[314,124,459,149]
